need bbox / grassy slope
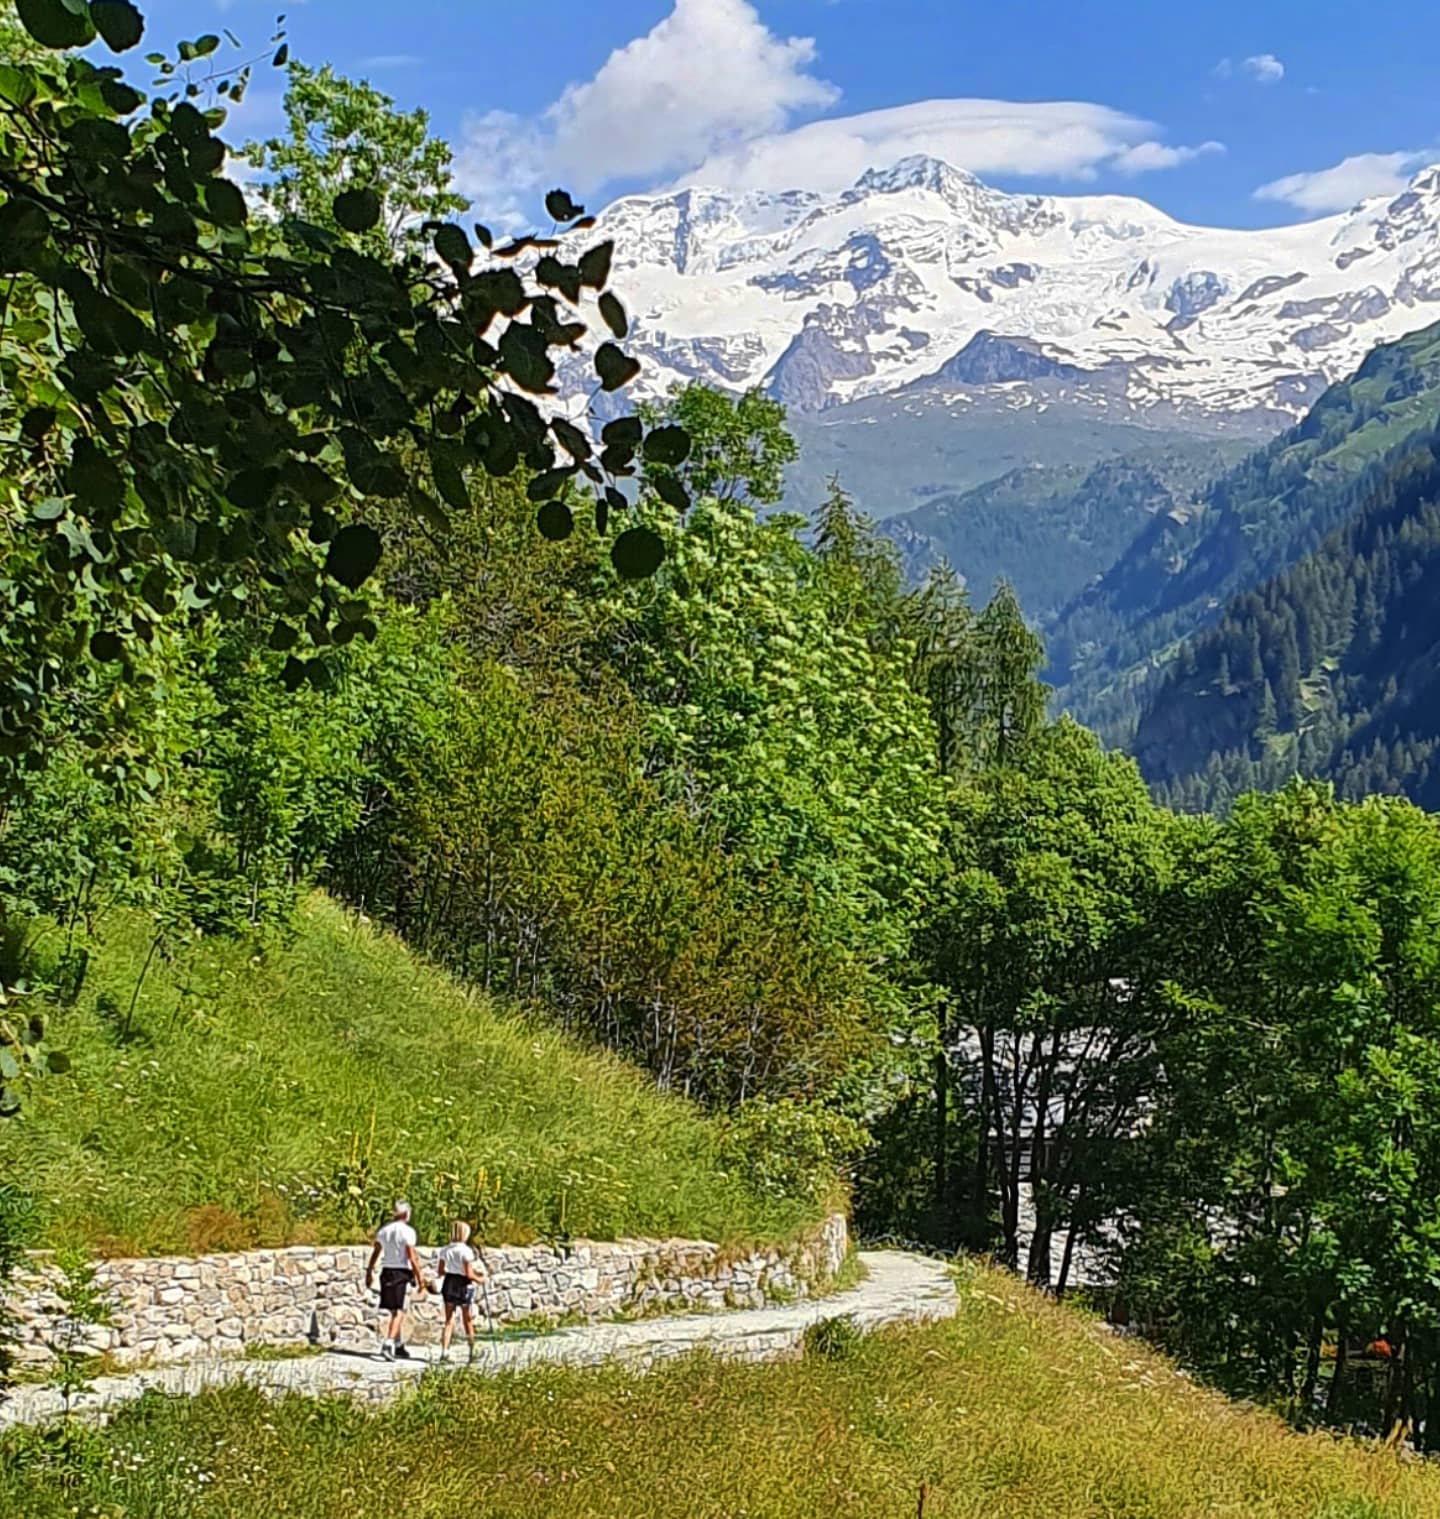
[0,894,813,1256]
[4,1264,1436,1517]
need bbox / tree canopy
[0,1,682,792]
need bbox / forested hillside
[1137,430,1440,812]
[883,438,1244,619]
[1048,320,1440,744]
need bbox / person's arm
[406,1243,424,1291]
[364,1239,381,1288]
[467,1247,484,1284]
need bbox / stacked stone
[8,1214,849,1369]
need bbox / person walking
[434,1219,485,1364]
[365,1200,424,1361]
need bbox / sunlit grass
[3,1265,1434,1517]
[1,893,814,1255]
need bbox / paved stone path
[0,1250,955,1431]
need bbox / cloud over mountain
[1255,150,1432,213]
[457,0,1220,219]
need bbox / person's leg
[462,1303,476,1361]
[440,1301,455,1354]
[378,1274,403,1357]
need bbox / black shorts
[441,1273,475,1308]
[378,1267,411,1311]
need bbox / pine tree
[1253,681,1278,745]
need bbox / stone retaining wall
[7,1214,847,1369]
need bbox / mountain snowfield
[577,153,1440,433]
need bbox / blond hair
[449,1220,471,1244]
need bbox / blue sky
[132,0,1438,229]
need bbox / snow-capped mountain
[580,155,1440,428]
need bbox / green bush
[720,1097,866,1212]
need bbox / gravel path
[0,1250,956,1430]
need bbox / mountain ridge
[574,154,1440,442]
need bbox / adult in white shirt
[365,1200,424,1360]
[434,1219,485,1364]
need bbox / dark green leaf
[194,31,220,54]
[21,408,57,442]
[429,446,470,512]
[67,116,129,159]
[333,186,381,233]
[272,42,288,66]
[201,178,248,227]
[544,188,583,223]
[98,76,144,114]
[325,523,383,590]
[551,417,591,461]
[408,486,450,534]
[536,500,574,541]
[611,526,665,580]
[0,198,48,271]
[578,241,614,290]
[499,322,555,394]
[526,468,574,502]
[536,254,582,304]
[268,620,298,651]
[595,342,641,392]
[597,291,628,339]
[90,0,143,51]
[473,223,492,249]
[89,629,124,661]
[434,224,472,273]
[601,417,643,451]
[594,495,609,536]
[16,0,94,48]
[226,468,278,511]
[643,424,691,468]
[281,459,341,506]
[44,1050,71,1075]
[471,268,526,316]
[653,474,691,513]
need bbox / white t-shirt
[438,1241,476,1276]
[375,1220,417,1269]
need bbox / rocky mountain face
[574,156,1440,463]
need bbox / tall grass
[0,894,813,1255]
[3,1265,1435,1517]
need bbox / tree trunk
[1055,1178,1087,1300]
[1327,1319,1348,1421]
[1299,1312,1324,1416]
[933,1039,949,1250]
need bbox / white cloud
[1108,138,1225,176]
[1242,53,1285,84]
[1214,54,1284,84]
[457,0,836,212]
[1254,150,1430,214]
[358,54,422,70]
[677,99,1222,194]
[458,0,1221,220]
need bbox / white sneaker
[379,1341,395,1361]
[438,1347,449,1362]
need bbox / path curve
[0,1251,955,1430]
